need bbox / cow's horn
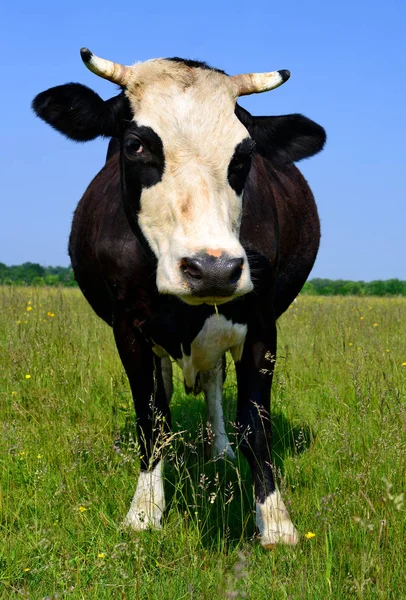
[230,70,290,97]
[80,48,131,86]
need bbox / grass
[1,287,405,599]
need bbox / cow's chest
[150,308,247,388]
[177,314,247,387]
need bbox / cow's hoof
[122,511,163,531]
[256,490,299,547]
[260,522,299,547]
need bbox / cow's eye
[228,153,252,195]
[229,156,251,178]
[125,137,144,157]
[230,152,252,172]
[230,160,245,172]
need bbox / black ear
[32,83,130,141]
[236,104,326,163]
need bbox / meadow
[1,287,405,599]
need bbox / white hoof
[124,460,165,531]
[123,509,163,531]
[260,519,299,548]
[256,490,299,547]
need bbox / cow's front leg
[200,359,236,460]
[236,328,298,547]
[114,316,171,530]
[124,458,164,530]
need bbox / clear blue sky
[1,0,405,280]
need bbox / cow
[32,48,325,547]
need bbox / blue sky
[1,0,405,279]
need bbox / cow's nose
[180,254,244,296]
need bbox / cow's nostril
[180,257,204,280]
[228,257,244,284]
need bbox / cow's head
[33,49,325,305]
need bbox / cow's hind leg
[236,326,298,547]
[114,316,171,530]
[200,359,235,460]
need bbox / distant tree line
[0,263,76,287]
[301,278,406,296]
[0,263,405,296]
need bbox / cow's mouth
[177,294,237,307]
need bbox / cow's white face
[122,60,254,305]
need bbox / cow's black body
[69,138,320,491]
[33,54,325,543]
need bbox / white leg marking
[123,460,165,530]
[256,489,299,546]
[160,355,173,401]
[200,361,236,460]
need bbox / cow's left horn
[230,70,290,97]
[80,48,131,86]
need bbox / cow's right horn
[230,70,290,97]
[80,48,131,87]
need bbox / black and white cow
[33,49,325,547]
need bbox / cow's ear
[236,104,326,163]
[32,83,130,141]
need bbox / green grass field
[1,287,405,599]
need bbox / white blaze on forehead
[123,59,253,299]
[126,61,248,187]
[125,59,243,150]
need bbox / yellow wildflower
[386,349,390,353]
[97,553,105,559]
[402,362,406,367]
[360,316,364,320]
[37,454,42,459]
[349,342,353,346]
[304,531,316,539]
[78,506,87,512]
[11,391,17,396]
[26,306,33,312]
[27,300,31,305]
[24,568,30,572]
[25,374,31,379]
[373,323,379,327]
[47,312,55,317]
